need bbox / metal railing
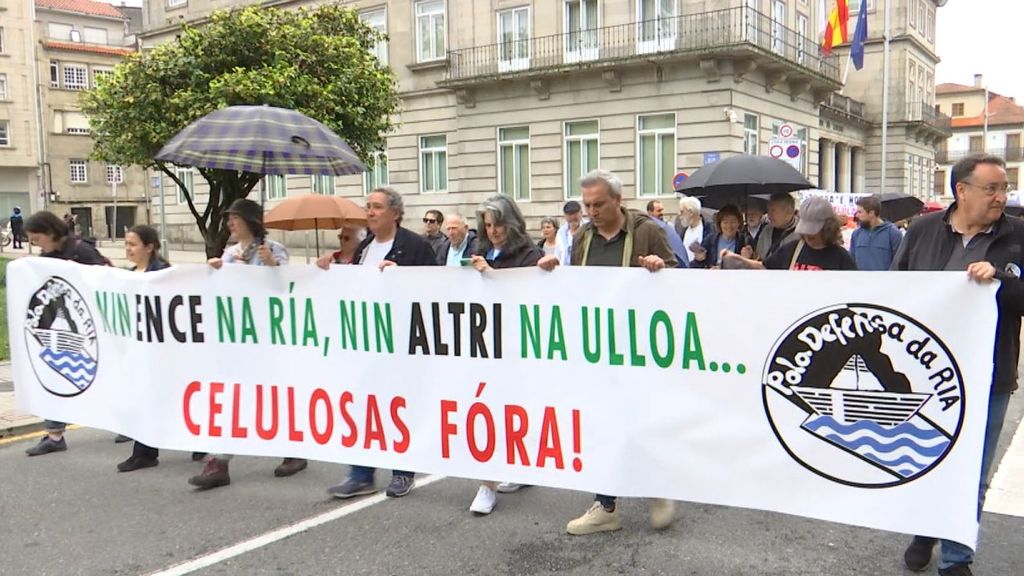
[821,92,867,120]
[444,7,840,84]
[936,147,1024,164]
[898,102,952,133]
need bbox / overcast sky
[936,1,1023,97]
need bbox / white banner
[797,190,870,217]
[8,259,997,547]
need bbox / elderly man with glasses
[893,154,1021,576]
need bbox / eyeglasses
[422,218,437,224]
[963,181,1012,196]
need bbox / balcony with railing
[936,147,1024,164]
[820,92,868,123]
[893,102,952,141]
[441,7,840,90]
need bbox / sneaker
[327,478,377,499]
[470,485,497,515]
[188,457,230,489]
[496,482,527,494]
[274,458,308,477]
[938,563,973,576]
[566,502,623,535]
[114,434,132,444]
[648,498,675,530]
[904,536,937,572]
[117,456,158,472]
[386,475,415,498]
[25,436,67,457]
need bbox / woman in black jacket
[116,226,172,471]
[23,211,108,457]
[470,195,543,271]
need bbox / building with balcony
[0,0,42,218]
[139,0,946,243]
[934,76,1024,201]
[35,0,147,238]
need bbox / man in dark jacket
[850,195,902,270]
[754,192,799,261]
[328,187,436,500]
[894,154,1021,576]
[437,213,478,266]
[538,169,676,535]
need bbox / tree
[81,5,399,257]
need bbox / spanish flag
[821,0,850,55]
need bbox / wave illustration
[803,415,950,478]
[40,349,97,390]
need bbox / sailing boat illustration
[793,355,948,479]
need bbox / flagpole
[841,53,851,93]
[880,0,891,194]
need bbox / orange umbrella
[263,194,366,252]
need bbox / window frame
[70,160,89,184]
[0,27,6,54]
[360,8,389,65]
[419,134,448,194]
[636,112,678,198]
[106,164,124,184]
[263,175,288,200]
[312,174,336,195]
[497,6,531,72]
[743,113,760,155]
[0,73,7,100]
[175,166,193,204]
[563,0,600,64]
[363,151,390,196]
[563,119,601,199]
[167,0,187,7]
[636,0,678,55]
[0,120,10,147]
[415,0,447,63]
[951,102,965,117]
[62,63,89,91]
[497,126,531,201]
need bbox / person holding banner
[116,226,172,472]
[328,187,438,500]
[190,199,308,488]
[22,211,109,456]
[316,225,366,268]
[894,154,1020,576]
[465,195,543,514]
[538,169,677,535]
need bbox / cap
[563,200,582,214]
[794,196,835,235]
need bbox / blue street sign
[703,152,721,165]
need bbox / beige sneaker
[648,498,675,530]
[566,502,623,535]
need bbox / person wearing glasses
[422,209,448,262]
[895,154,1021,576]
[316,225,366,268]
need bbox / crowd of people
[15,153,1020,576]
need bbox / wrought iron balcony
[441,7,840,87]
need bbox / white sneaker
[648,498,675,530]
[470,485,497,515]
[496,482,526,493]
[566,502,622,535]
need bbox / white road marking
[984,417,1024,518]
[146,474,445,576]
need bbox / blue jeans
[349,466,413,483]
[938,392,1011,568]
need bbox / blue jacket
[850,221,902,271]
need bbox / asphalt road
[1,403,1023,576]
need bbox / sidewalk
[0,361,43,439]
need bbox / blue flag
[851,0,869,70]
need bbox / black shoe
[327,478,377,499]
[25,436,67,456]
[938,563,973,576]
[117,456,158,472]
[904,536,937,572]
[114,434,132,443]
[273,458,308,477]
[385,475,414,498]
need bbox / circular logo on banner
[786,145,801,159]
[24,277,99,397]
[762,304,964,488]
[769,145,784,158]
[779,124,795,138]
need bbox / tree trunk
[200,172,257,258]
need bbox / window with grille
[70,160,88,183]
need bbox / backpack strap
[788,240,805,270]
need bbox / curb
[0,419,46,440]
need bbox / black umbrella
[877,192,924,223]
[689,193,773,211]
[676,155,812,207]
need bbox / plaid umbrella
[155,105,366,176]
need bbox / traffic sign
[673,172,689,189]
[778,123,795,138]
[703,152,720,165]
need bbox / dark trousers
[349,465,413,483]
[131,441,158,460]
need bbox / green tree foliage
[82,5,399,256]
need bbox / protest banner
[7,259,997,547]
